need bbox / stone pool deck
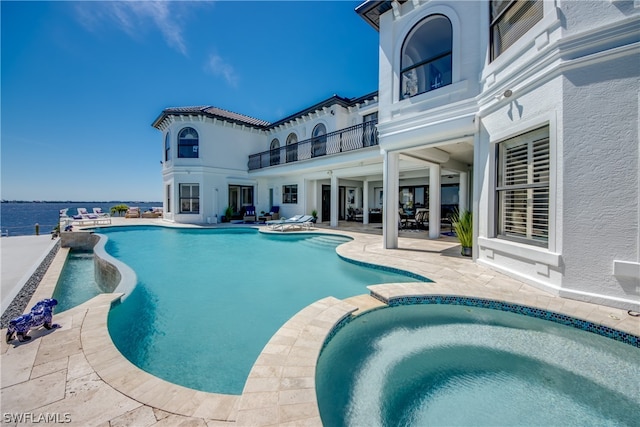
[1,219,638,426]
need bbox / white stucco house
[152,0,639,311]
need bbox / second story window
[270,138,280,166]
[490,0,543,61]
[363,112,378,147]
[400,14,452,100]
[286,133,298,163]
[312,123,327,157]
[178,127,199,158]
[164,132,171,162]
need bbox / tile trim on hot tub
[369,293,639,347]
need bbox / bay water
[0,201,161,236]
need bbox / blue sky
[1,1,379,201]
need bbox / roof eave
[355,0,388,31]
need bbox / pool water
[102,227,424,394]
[52,251,102,313]
[316,304,640,426]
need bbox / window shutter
[497,127,549,246]
[491,0,543,60]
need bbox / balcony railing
[248,121,378,170]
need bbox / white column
[459,171,468,213]
[363,180,370,224]
[330,174,339,227]
[383,151,399,249]
[429,164,441,239]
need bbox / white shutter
[497,126,549,245]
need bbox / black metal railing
[248,121,378,170]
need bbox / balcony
[248,121,378,170]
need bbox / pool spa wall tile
[237,296,356,426]
[368,288,640,347]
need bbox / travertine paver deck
[1,219,638,426]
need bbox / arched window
[164,132,171,162]
[312,123,327,157]
[286,133,298,163]
[400,15,452,99]
[178,127,199,158]
[270,138,281,166]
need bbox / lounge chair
[269,215,315,232]
[266,214,302,229]
[142,207,163,218]
[92,207,110,218]
[243,206,257,223]
[125,207,141,218]
[77,207,98,219]
[72,207,111,226]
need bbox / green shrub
[111,204,129,216]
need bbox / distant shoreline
[1,200,162,204]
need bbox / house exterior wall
[161,118,264,223]
[477,77,564,291]
[378,1,487,123]
[375,0,638,310]
[472,0,639,309]
[560,52,639,306]
[153,1,639,310]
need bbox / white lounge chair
[77,207,96,219]
[92,207,110,218]
[267,215,303,229]
[71,207,111,226]
[270,215,315,232]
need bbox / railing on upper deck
[248,121,378,170]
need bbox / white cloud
[74,1,200,56]
[205,53,239,88]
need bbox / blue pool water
[52,251,102,313]
[102,226,424,394]
[316,304,640,426]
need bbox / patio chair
[243,206,257,223]
[125,207,141,218]
[398,208,410,229]
[142,207,163,218]
[415,208,428,230]
[271,215,314,232]
[269,206,280,220]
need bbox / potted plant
[311,209,318,223]
[451,209,472,256]
[223,206,233,223]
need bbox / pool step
[301,236,349,249]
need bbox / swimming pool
[52,251,102,313]
[316,304,640,426]
[101,226,425,394]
